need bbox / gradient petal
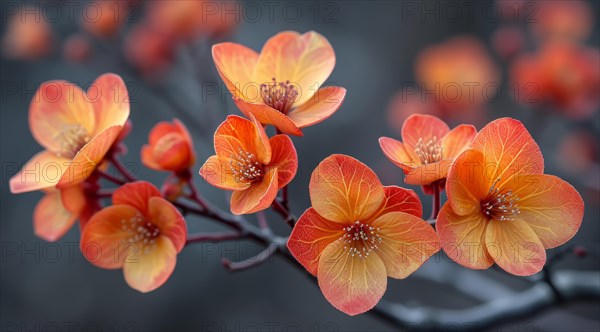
[230,167,278,215]
[377,186,422,218]
[254,31,336,105]
[199,155,251,191]
[89,73,130,135]
[485,219,546,276]
[112,181,161,216]
[287,87,346,128]
[214,115,271,164]
[436,203,494,270]
[404,159,453,186]
[60,184,86,214]
[123,235,177,293]
[317,240,387,316]
[233,99,303,136]
[212,42,260,102]
[441,124,477,159]
[371,212,439,279]
[446,149,493,216]
[34,190,77,242]
[10,151,70,194]
[148,197,187,252]
[268,135,298,189]
[401,114,449,151]
[287,208,343,275]
[310,154,385,223]
[378,137,419,172]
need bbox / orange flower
[1,9,53,60]
[287,155,439,315]
[124,24,175,78]
[212,31,346,136]
[379,114,476,187]
[199,115,298,215]
[81,1,127,39]
[141,119,195,173]
[438,118,584,276]
[531,0,593,42]
[80,181,187,292]
[9,74,130,193]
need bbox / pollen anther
[414,136,444,164]
[260,78,298,114]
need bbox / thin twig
[222,245,277,272]
[108,155,138,182]
[271,199,296,228]
[430,181,441,221]
[97,170,126,185]
[186,231,242,245]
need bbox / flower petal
[287,87,346,128]
[148,197,187,252]
[317,240,387,316]
[506,174,584,249]
[123,235,177,293]
[446,149,493,216]
[401,114,449,151]
[254,31,336,106]
[233,99,303,136]
[88,73,130,135]
[287,208,344,276]
[230,167,278,215]
[199,155,251,191]
[112,181,161,216]
[214,115,271,164]
[485,219,546,276]
[378,137,419,172]
[471,118,544,189]
[436,203,494,270]
[10,151,70,194]
[80,205,142,269]
[60,184,86,214]
[377,186,423,218]
[404,159,453,186]
[57,126,123,188]
[310,154,385,223]
[441,124,477,159]
[34,190,77,242]
[371,212,439,279]
[212,42,260,102]
[29,81,95,152]
[269,135,298,189]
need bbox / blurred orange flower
[124,24,174,78]
[141,119,195,173]
[415,36,500,112]
[63,34,92,63]
[379,114,476,187]
[199,115,298,215]
[288,154,438,315]
[438,118,584,276]
[81,181,187,292]
[531,0,593,42]
[212,31,346,136]
[1,9,53,60]
[81,0,128,39]
[9,74,130,193]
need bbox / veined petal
[60,184,86,214]
[199,155,251,191]
[437,203,494,270]
[214,115,271,164]
[123,235,177,293]
[148,197,187,252]
[310,154,385,223]
[212,42,260,102]
[57,126,122,189]
[89,73,130,135]
[253,31,336,106]
[268,135,298,189]
[485,219,546,276]
[287,87,346,128]
[34,190,77,242]
[471,118,544,189]
[506,174,583,249]
[404,159,453,186]
[317,240,387,316]
[233,99,303,136]
[112,181,161,216]
[401,114,449,151]
[287,208,344,275]
[29,81,95,152]
[376,186,423,218]
[446,149,493,216]
[371,212,439,279]
[230,167,278,215]
[10,151,70,194]
[80,205,142,269]
[378,137,419,173]
[441,124,477,159]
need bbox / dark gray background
[1,1,599,331]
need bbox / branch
[222,245,277,272]
[186,231,241,245]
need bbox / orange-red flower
[80,181,187,292]
[379,114,476,187]
[212,31,346,136]
[531,0,593,42]
[141,119,195,173]
[9,74,130,193]
[438,118,584,276]
[1,9,53,60]
[199,115,297,215]
[81,1,127,39]
[287,155,439,315]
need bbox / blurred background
[1,0,599,331]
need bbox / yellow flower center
[481,178,521,221]
[340,221,382,260]
[55,124,91,159]
[229,148,263,183]
[414,136,444,164]
[121,212,161,255]
[260,78,298,114]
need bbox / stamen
[121,213,161,255]
[414,136,444,164]
[260,78,298,114]
[339,221,382,260]
[229,148,263,182]
[481,178,521,221]
[55,124,90,159]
